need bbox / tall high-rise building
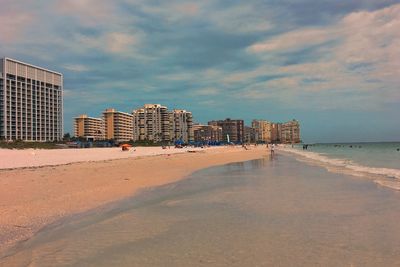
[169,109,194,143]
[0,58,63,141]
[244,126,256,143]
[193,124,223,143]
[251,119,272,143]
[271,123,282,143]
[132,104,170,142]
[281,119,301,143]
[74,114,104,141]
[103,108,133,142]
[208,118,244,143]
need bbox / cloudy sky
[1,0,399,142]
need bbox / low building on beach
[193,124,223,143]
[74,114,105,141]
[208,118,244,144]
[103,108,133,142]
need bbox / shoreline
[278,146,400,191]
[0,145,268,253]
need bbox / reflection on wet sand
[2,155,400,267]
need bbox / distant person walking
[270,143,275,156]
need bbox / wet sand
[0,146,267,253]
[2,154,400,266]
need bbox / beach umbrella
[120,144,132,151]
[120,144,132,147]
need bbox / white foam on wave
[278,146,400,189]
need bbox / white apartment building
[169,109,194,143]
[0,58,63,141]
[132,104,170,142]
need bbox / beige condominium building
[193,124,223,143]
[209,118,244,143]
[74,114,104,141]
[281,119,301,144]
[251,119,272,143]
[271,123,282,143]
[244,126,256,143]
[0,57,63,141]
[103,108,133,142]
[169,109,194,143]
[132,104,170,142]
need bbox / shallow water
[295,142,400,170]
[2,154,400,266]
[285,142,400,190]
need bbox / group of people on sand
[247,143,276,155]
[241,143,276,156]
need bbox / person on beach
[271,143,275,156]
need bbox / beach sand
[0,146,221,169]
[2,154,400,266]
[0,145,268,252]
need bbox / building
[193,124,223,143]
[0,57,63,141]
[208,118,244,143]
[271,123,282,143]
[132,104,170,143]
[169,109,194,144]
[251,119,272,143]
[281,119,301,143]
[244,126,256,144]
[103,108,133,142]
[74,114,104,141]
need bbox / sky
[0,0,399,143]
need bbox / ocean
[282,142,400,190]
[2,154,400,266]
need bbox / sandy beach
[0,145,268,252]
[0,146,221,170]
[3,152,400,266]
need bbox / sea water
[2,155,400,266]
[283,142,400,190]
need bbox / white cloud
[63,64,90,72]
[175,3,200,16]
[198,99,218,107]
[193,87,219,96]
[75,31,140,56]
[138,1,203,23]
[55,0,118,26]
[0,1,40,45]
[0,12,34,44]
[242,3,400,108]
[134,1,272,33]
[106,32,137,54]
[157,72,195,81]
[248,28,333,53]
[209,4,272,33]
[222,66,275,84]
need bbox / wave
[278,147,400,190]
